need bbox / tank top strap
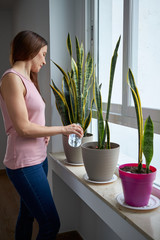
[1,69,31,83]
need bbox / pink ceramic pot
[119,163,157,207]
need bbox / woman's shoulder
[1,70,19,81]
[1,68,18,81]
[1,68,15,77]
[1,69,24,90]
[0,70,25,100]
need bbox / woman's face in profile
[31,45,47,73]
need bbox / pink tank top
[0,69,47,169]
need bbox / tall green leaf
[105,121,110,149]
[101,36,121,149]
[83,75,94,121]
[71,57,82,122]
[75,37,83,121]
[75,36,82,90]
[83,53,93,100]
[67,73,77,123]
[127,69,143,171]
[142,116,154,173]
[93,77,104,148]
[106,36,121,122]
[83,99,94,135]
[80,42,84,68]
[67,33,72,57]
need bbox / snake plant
[93,36,121,149]
[50,34,94,136]
[127,69,154,173]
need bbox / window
[99,0,123,105]
[86,0,160,185]
[131,0,160,110]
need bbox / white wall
[0,9,12,169]
[52,170,121,240]
[0,0,51,169]
[12,0,51,128]
[49,0,85,152]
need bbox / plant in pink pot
[119,68,156,207]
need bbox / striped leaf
[98,116,105,149]
[50,81,71,125]
[93,77,105,148]
[127,69,143,170]
[71,57,82,122]
[83,75,94,122]
[104,36,121,148]
[103,121,110,149]
[80,42,84,67]
[75,36,82,87]
[83,52,93,100]
[62,76,75,123]
[51,60,69,83]
[83,98,94,135]
[67,73,77,123]
[75,37,83,120]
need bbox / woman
[0,31,83,240]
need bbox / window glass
[99,0,123,104]
[131,0,160,109]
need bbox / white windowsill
[49,152,160,240]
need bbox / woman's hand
[63,124,84,138]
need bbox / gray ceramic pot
[82,141,120,181]
[62,133,93,165]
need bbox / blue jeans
[6,158,60,240]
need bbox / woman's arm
[0,73,83,138]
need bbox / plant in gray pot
[118,69,157,207]
[50,33,94,165]
[82,36,121,182]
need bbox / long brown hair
[10,30,48,93]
